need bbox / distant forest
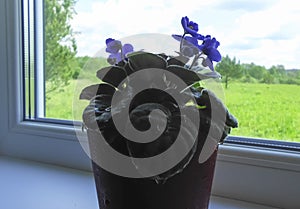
[73,55,300,89]
[215,55,300,88]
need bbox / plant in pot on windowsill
[79,16,238,209]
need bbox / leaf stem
[180,33,187,54]
[189,52,204,69]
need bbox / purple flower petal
[106,39,122,54]
[107,53,122,65]
[106,38,115,45]
[181,16,199,37]
[206,48,222,62]
[122,44,134,56]
[172,34,200,57]
[184,36,199,46]
[198,36,222,63]
[196,33,205,40]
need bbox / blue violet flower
[181,16,199,37]
[106,38,134,65]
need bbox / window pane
[25,0,300,144]
[43,0,79,120]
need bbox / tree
[215,55,243,88]
[265,65,287,84]
[242,63,267,81]
[269,65,286,80]
[44,0,78,93]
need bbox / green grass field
[46,81,300,142]
[224,83,300,142]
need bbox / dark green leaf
[97,66,127,87]
[166,65,205,86]
[226,111,238,128]
[167,55,189,66]
[79,83,115,100]
[127,52,167,71]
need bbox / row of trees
[215,55,300,88]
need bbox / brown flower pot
[88,129,218,209]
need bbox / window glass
[25,0,300,143]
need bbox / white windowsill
[0,156,279,209]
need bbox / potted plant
[79,16,238,209]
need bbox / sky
[70,0,300,69]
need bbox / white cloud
[214,0,277,12]
[219,0,300,68]
[71,0,222,55]
[71,0,300,69]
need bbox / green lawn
[224,82,300,142]
[45,78,97,121]
[45,81,300,142]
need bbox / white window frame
[1,1,300,208]
[0,0,90,170]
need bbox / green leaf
[79,83,115,100]
[167,55,189,66]
[127,52,167,71]
[166,65,206,86]
[97,66,127,88]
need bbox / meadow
[223,82,300,142]
[46,81,300,143]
